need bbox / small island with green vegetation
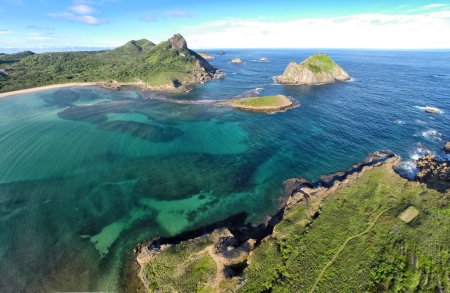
[276,53,350,85]
[0,34,223,94]
[227,95,295,113]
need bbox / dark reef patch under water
[0,49,449,292]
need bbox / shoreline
[0,77,221,98]
[0,82,98,98]
[132,151,397,291]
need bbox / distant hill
[0,34,222,93]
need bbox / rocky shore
[133,151,397,291]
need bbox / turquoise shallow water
[0,49,450,292]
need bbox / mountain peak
[169,33,187,50]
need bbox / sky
[1,0,450,49]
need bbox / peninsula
[135,151,449,292]
[0,34,222,94]
[276,53,350,85]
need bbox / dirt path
[309,207,392,293]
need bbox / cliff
[0,34,222,93]
[276,53,350,85]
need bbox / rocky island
[276,53,350,85]
[227,95,295,113]
[0,34,222,94]
[231,58,243,64]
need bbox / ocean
[0,49,449,292]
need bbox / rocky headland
[276,53,350,85]
[133,151,405,291]
[0,34,223,94]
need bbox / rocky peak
[169,33,188,50]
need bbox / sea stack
[231,58,243,64]
[276,53,350,85]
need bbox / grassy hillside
[242,163,449,292]
[303,53,336,73]
[137,161,449,292]
[0,34,217,93]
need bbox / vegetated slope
[136,160,449,293]
[242,163,449,292]
[0,34,219,93]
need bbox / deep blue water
[0,49,449,292]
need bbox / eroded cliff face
[276,53,350,85]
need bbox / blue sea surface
[0,49,449,292]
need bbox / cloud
[140,15,158,22]
[26,25,56,30]
[48,2,103,25]
[0,29,12,35]
[70,4,96,15]
[166,10,191,18]
[27,32,55,41]
[185,10,450,49]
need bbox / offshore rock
[276,53,350,85]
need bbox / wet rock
[283,178,313,196]
[320,171,346,188]
[231,58,243,64]
[444,141,450,153]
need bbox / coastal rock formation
[134,151,400,292]
[445,141,450,153]
[276,53,350,85]
[169,33,188,50]
[416,154,450,183]
[424,106,442,114]
[198,52,215,60]
[231,58,243,64]
[0,33,222,94]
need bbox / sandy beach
[0,82,98,98]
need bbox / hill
[0,34,222,93]
[276,53,350,85]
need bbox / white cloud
[49,11,103,25]
[49,2,103,25]
[185,10,450,49]
[27,32,55,41]
[0,29,12,35]
[70,4,95,15]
